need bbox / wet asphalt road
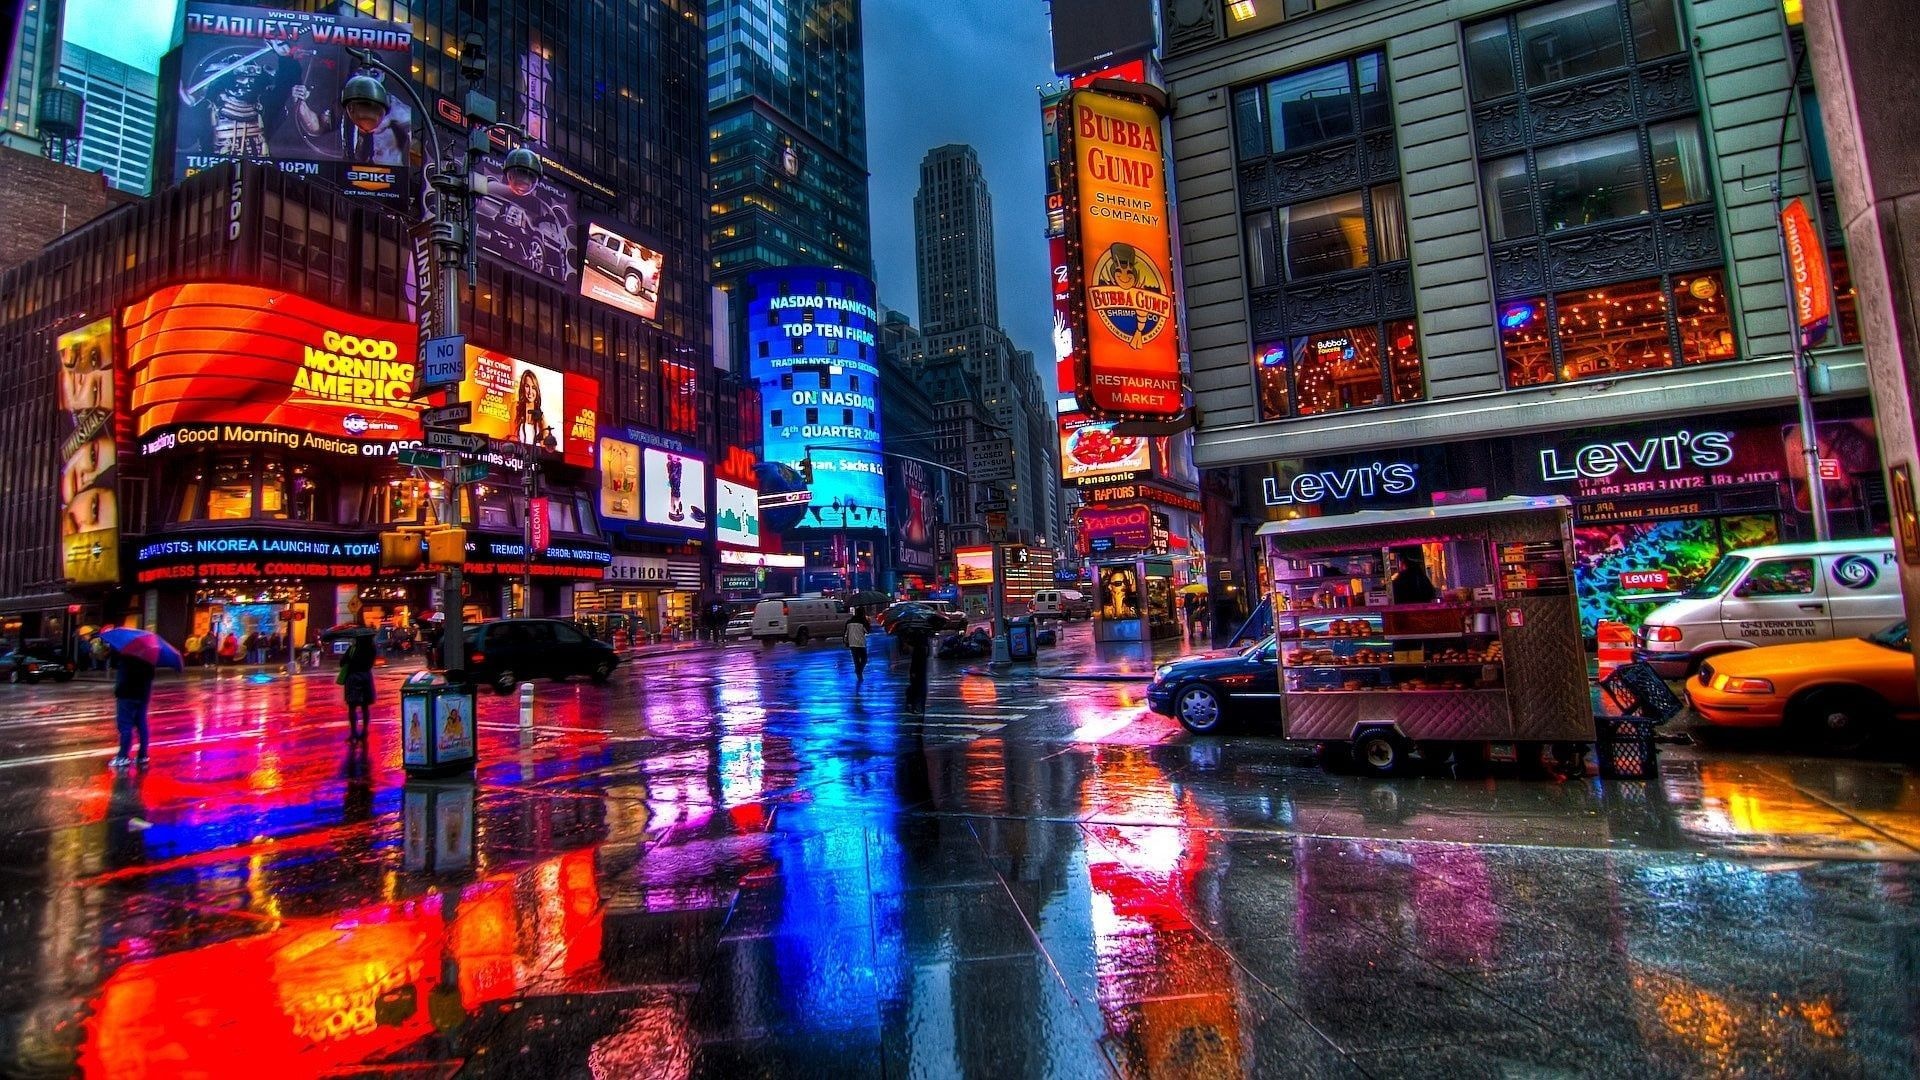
[0,625,1916,1078]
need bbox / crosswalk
[751,695,1051,743]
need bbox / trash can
[1006,616,1037,662]
[401,670,477,777]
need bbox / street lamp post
[341,36,543,682]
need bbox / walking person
[340,635,377,742]
[108,645,155,769]
[846,612,870,683]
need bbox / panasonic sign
[1263,462,1418,506]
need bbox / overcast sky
[863,1,1057,382]
[67,1,1059,382]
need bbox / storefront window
[288,464,321,522]
[1555,276,1672,380]
[1516,0,1627,89]
[1294,326,1385,415]
[1387,320,1424,402]
[1253,322,1425,419]
[477,491,514,530]
[1673,270,1737,364]
[1536,130,1649,231]
[1499,299,1557,387]
[259,457,288,520]
[207,455,254,520]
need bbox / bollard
[519,681,535,730]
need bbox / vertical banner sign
[59,318,119,585]
[528,496,550,555]
[1064,87,1182,417]
[1781,198,1833,349]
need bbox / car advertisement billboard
[174,3,412,202]
[715,478,760,548]
[1059,413,1150,485]
[59,318,118,585]
[642,447,707,531]
[124,282,421,458]
[456,346,598,467]
[470,156,578,285]
[746,267,887,531]
[1062,87,1182,418]
[579,222,663,321]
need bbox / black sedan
[877,601,968,634]
[1146,636,1280,733]
[1,640,76,684]
[461,618,622,695]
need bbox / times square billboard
[174,3,413,202]
[746,267,887,532]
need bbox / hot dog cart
[1258,497,1592,774]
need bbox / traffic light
[428,527,468,566]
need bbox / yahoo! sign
[1263,462,1418,506]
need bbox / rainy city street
[0,628,1914,1078]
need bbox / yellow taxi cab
[1689,620,1916,752]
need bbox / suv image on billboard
[584,226,659,302]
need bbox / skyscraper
[914,144,998,334]
[58,43,156,194]
[707,0,872,278]
[904,142,1058,545]
[1,0,66,153]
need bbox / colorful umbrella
[98,627,184,671]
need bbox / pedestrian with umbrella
[98,628,182,769]
[339,631,377,742]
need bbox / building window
[1224,0,1357,37]
[1280,190,1369,278]
[207,455,254,520]
[1496,269,1733,386]
[1252,320,1424,419]
[1514,0,1627,88]
[1233,51,1391,160]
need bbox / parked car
[462,618,621,695]
[723,612,755,640]
[583,226,661,300]
[750,597,852,646]
[877,600,968,635]
[1146,636,1280,733]
[1688,619,1917,752]
[1636,538,1901,677]
[1031,589,1094,620]
[0,639,74,684]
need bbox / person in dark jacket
[901,624,931,714]
[109,651,155,769]
[341,636,377,741]
[1390,552,1438,605]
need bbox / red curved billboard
[124,283,423,458]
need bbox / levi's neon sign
[1539,430,1733,482]
[1263,462,1417,506]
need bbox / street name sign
[425,430,488,454]
[397,448,445,469]
[421,335,466,390]
[453,463,490,484]
[421,402,472,429]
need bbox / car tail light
[782,602,790,615]
[470,653,485,666]
[1643,625,1682,644]
[1719,675,1774,694]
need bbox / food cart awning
[1255,496,1571,539]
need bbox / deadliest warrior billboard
[175,3,413,202]
[1062,87,1182,418]
[747,267,887,531]
[124,283,422,458]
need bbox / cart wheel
[1352,729,1407,778]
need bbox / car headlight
[1717,675,1774,694]
[1153,665,1174,683]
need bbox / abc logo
[1831,555,1879,590]
[343,414,370,435]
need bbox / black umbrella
[847,590,891,610]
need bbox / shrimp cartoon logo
[1088,242,1172,350]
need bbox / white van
[1635,538,1902,677]
[751,596,852,647]
[1031,589,1093,620]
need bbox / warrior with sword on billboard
[179,40,331,161]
